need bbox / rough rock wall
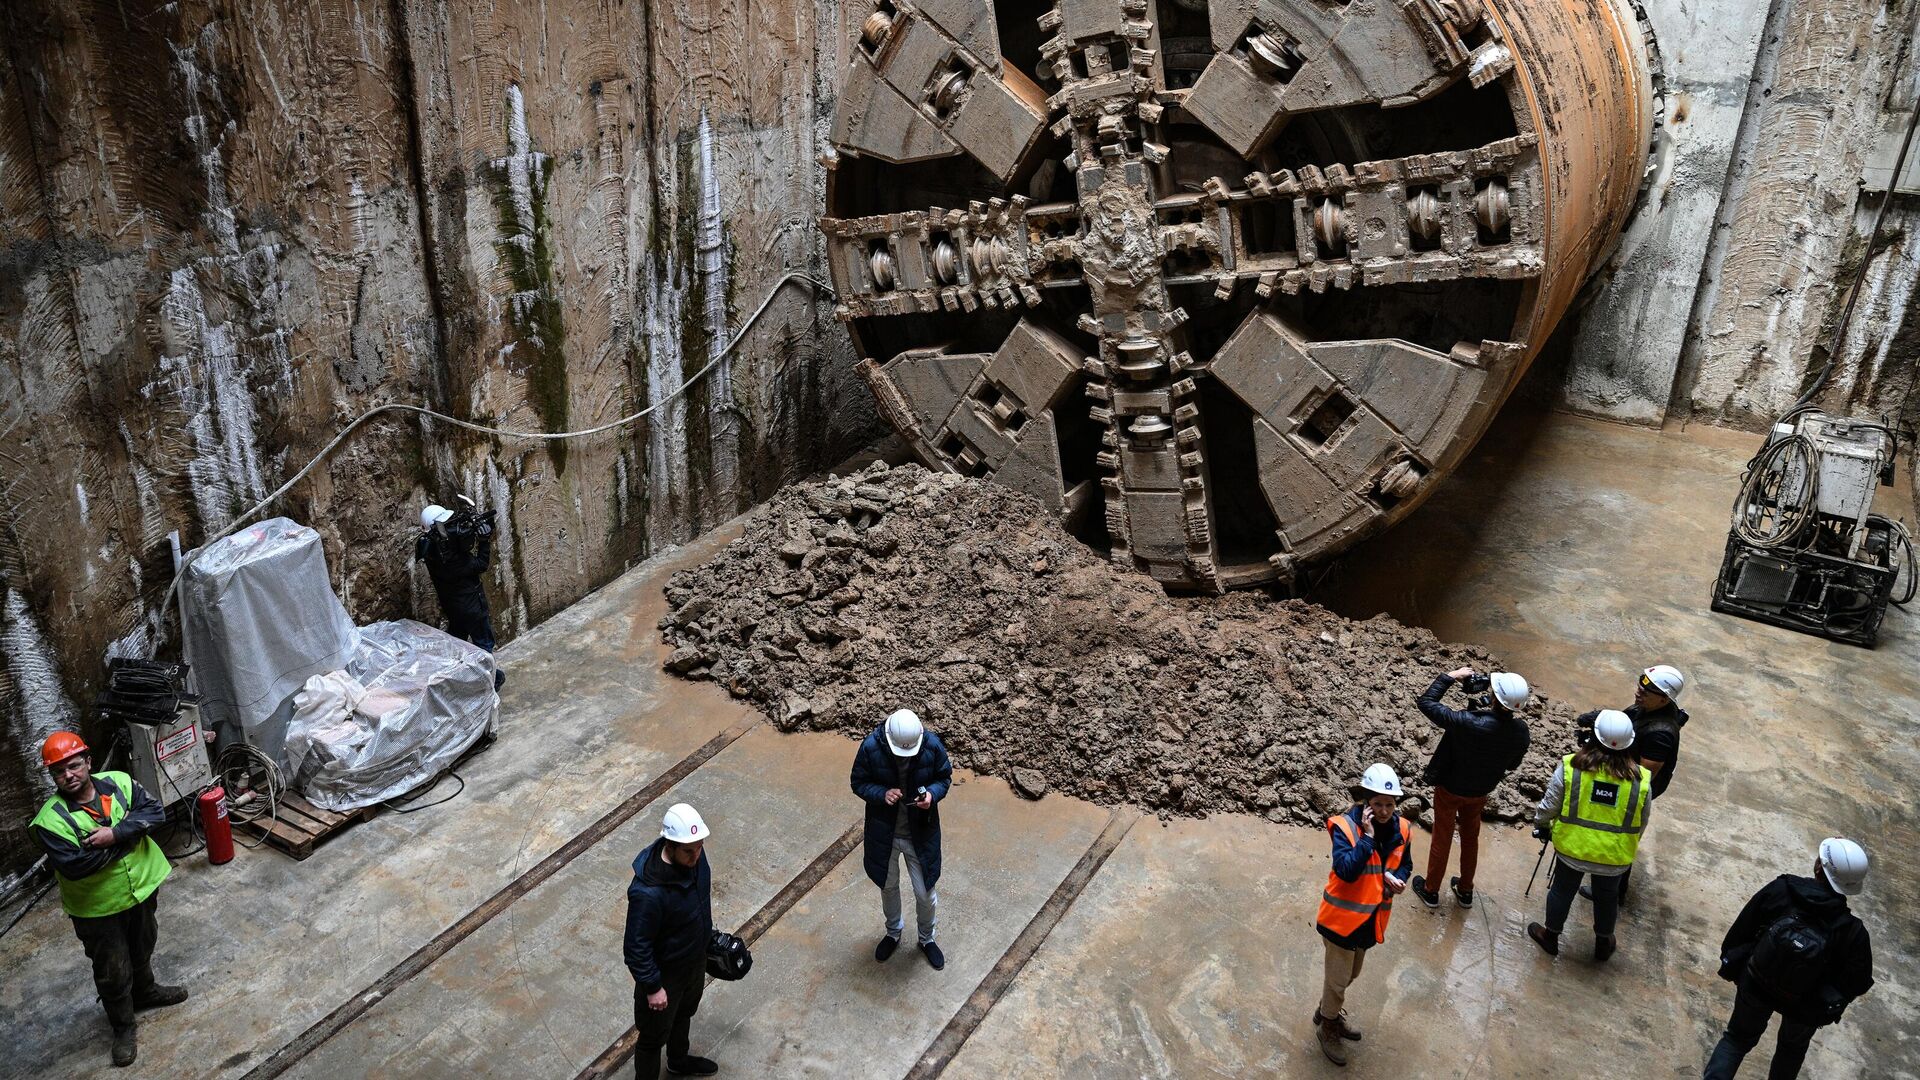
[1567,0,1920,440]
[0,0,876,887]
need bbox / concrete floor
[0,410,1915,1079]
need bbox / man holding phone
[850,709,952,970]
[1313,763,1414,1067]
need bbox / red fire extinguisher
[199,787,234,865]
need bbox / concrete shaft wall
[0,0,1916,885]
[0,0,878,884]
[1567,0,1920,437]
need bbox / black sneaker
[1409,875,1441,909]
[875,935,900,962]
[667,1056,719,1076]
[1594,935,1617,963]
[921,941,946,970]
[1449,877,1474,909]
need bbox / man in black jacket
[850,709,953,970]
[416,502,505,690]
[1409,667,1531,910]
[1579,664,1688,902]
[1703,838,1874,1079]
[623,803,718,1079]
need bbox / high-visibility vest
[1551,755,1651,867]
[30,772,171,918]
[1317,811,1409,943]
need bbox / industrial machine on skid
[1711,409,1915,647]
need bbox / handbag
[707,929,752,981]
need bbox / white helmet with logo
[421,504,454,529]
[1592,709,1636,750]
[1818,837,1868,895]
[661,803,709,843]
[1356,763,1403,798]
[1490,672,1531,711]
[885,709,925,757]
[1641,665,1685,701]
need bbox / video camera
[445,494,494,541]
[1460,672,1493,711]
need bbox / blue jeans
[1702,982,1816,1079]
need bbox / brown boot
[1312,1008,1363,1040]
[1316,1019,1349,1066]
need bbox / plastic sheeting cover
[285,620,497,811]
[182,518,357,771]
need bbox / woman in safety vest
[1313,762,1413,1067]
[1527,710,1651,961]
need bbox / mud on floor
[659,463,1581,826]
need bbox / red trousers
[1425,786,1487,891]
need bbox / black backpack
[707,930,753,981]
[1747,912,1829,1003]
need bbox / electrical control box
[126,702,215,808]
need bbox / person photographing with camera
[1702,838,1873,1079]
[1409,667,1531,910]
[416,498,505,689]
[1313,763,1414,1068]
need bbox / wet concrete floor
[0,410,1914,1079]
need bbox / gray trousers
[881,835,937,944]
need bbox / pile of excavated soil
[660,463,1579,826]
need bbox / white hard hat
[1491,672,1531,711]
[885,709,924,757]
[1592,709,1636,750]
[421,504,454,529]
[1818,837,1868,895]
[1357,762,1402,798]
[661,803,708,843]
[1641,665,1685,701]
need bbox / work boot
[666,1056,719,1076]
[111,1025,137,1068]
[1594,935,1617,963]
[1312,1008,1362,1041]
[1316,1019,1349,1066]
[1450,877,1474,909]
[874,935,900,962]
[134,985,190,1010]
[921,941,946,970]
[1408,875,1441,909]
[1527,922,1560,957]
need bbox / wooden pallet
[240,792,378,861]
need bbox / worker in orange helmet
[26,732,186,1068]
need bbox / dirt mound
[660,462,1578,826]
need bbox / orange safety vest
[1317,812,1410,944]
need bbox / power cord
[383,770,466,814]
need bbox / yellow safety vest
[30,772,171,918]
[1552,755,1650,867]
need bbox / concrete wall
[1566,0,1920,440]
[0,0,878,887]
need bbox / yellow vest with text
[30,772,172,918]
[1552,755,1650,867]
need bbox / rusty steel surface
[821,0,1657,590]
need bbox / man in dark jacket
[1703,838,1873,1079]
[1579,664,1688,902]
[849,709,952,970]
[416,502,505,690]
[1409,667,1531,909]
[623,803,717,1079]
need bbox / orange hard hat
[40,731,89,767]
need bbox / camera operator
[1408,667,1532,911]
[416,501,505,690]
